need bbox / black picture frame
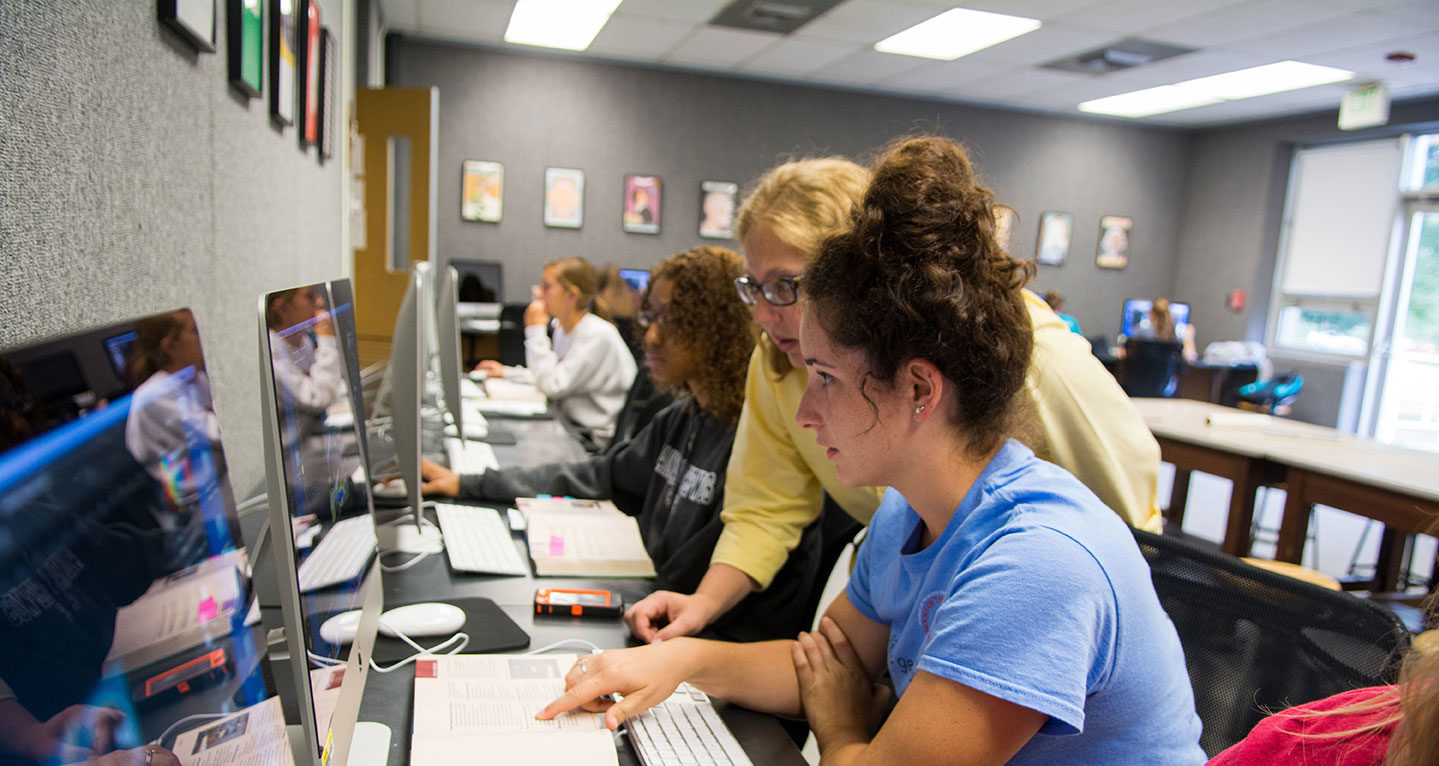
[268,0,296,127]
[158,0,217,52]
[317,27,335,163]
[226,0,263,98]
[296,0,322,148]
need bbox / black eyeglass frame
[734,275,802,307]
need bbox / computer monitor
[619,267,650,294]
[449,257,503,303]
[259,282,387,766]
[1120,299,1190,339]
[434,264,465,442]
[1,309,281,762]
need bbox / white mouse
[372,478,407,499]
[378,602,466,638]
[318,609,364,646]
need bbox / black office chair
[606,367,674,454]
[1122,338,1185,397]
[496,302,528,367]
[1132,528,1412,757]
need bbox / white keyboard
[444,438,498,474]
[434,503,528,575]
[297,516,377,592]
[627,684,754,766]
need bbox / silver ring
[144,746,157,766]
[578,658,589,674]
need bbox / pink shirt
[1208,687,1397,766]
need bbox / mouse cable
[523,639,603,656]
[153,713,230,748]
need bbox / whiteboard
[1280,140,1402,297]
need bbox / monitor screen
[1,309,282,763]
[260,281,385,766]
[619,268,650,294]
[449,258,503,303]
[1121,299,1190,338]
[103,330,138,383]
[434,264,465,441]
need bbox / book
[518,498,656,578]
[410,654,618,766]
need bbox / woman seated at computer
[538,137,1205,765]
[475,257,636,449]
[425,246,820,641]
[1129,297,1198,364]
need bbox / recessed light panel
[874,8,1040,61]
[1078,85,1222,118]
[1080,60,1354,118]
[504,0,623,51]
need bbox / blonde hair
[545,256,611,322]
[735,157,870,371]
[1150,298,1177,340]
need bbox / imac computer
[0,309,287,764]
[433,264,466,442]
[619,267,650,294]
[449,257,503,304]
[1120,299,1190,339]
[260,281,390,766]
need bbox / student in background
[476,257,636,449]
[540,137,1205,766]
[625,148,1165,644]
[424,247,817,641]
[1042,290,1082,335]
[1132,298,1198,364]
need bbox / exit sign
[1339,82,1390,131]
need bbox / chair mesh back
[1123,339,1183,397]
[1132,528,1411,757]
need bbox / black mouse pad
[476,427,518,445]
[313,596,530,662]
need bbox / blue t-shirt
[847,440,1204,765]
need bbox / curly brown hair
[644,246,756,426]
[804,135,1036,458]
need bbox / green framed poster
[227,0,262,97]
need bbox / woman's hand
[474,360,505,377]
[623,590,718,643]
[85,745,181,766]
[793,616,886,747]
[419,458,460,496]
[535,642,696,731]
[523,298,549,328]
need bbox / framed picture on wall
[268,0,296,127]
[1035,211,1073,266]
[623,174,662,234]
[226,0,263,97]
[699,180,738,239]
[159,0,217,52]
[317,27,335,162]
[1096,215,1132,270]
[462,160,504,223]
[297,0,322,147]
[993,206,1017,251]
[544,167,584,229]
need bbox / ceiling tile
[587,16,697,60]
[414,0,513,42]
[945,67,1098,102]
[1143,0,1354,48]
[739,38,860,77]
[612,0,733,23]
[660,26,780,69]
[807,48,929,86]
[955,23,1122,66]
[880,60,1009,93]
[1052,0,1251,35]
[796,1,944,44]
[1301,33,1439,92]
[1226,10,1436,58]
[936,0,1096,22]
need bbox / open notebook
[409,654,618,766]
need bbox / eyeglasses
[734,275,801,307]
[635,309,669,330]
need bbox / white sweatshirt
[524,313,636,447]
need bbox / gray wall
[389,39,1194,339]
[1174,97,1439,427]
[0,0,349,495]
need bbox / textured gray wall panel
[2,0,345,495]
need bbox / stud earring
[914,405,925,415]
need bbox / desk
[359,409,806,766]
[1134,398,1439,592]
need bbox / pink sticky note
[197,596,218,622]
[548,535,565,556]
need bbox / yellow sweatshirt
[711,290,1162,589]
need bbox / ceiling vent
[709,0,846,35]
[1042,38,1197,75]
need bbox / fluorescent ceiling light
[1178,60,1354,100]
[1079,60,1354,118]
[504,0,622,51]
[874,8,1040,61]
[1079,86,1221,118]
